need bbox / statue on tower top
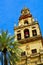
[19,7,32,20]
[21,7,30,15]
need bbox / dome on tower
[21,7,30,15]
[19,7,32,20]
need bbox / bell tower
[18,8,34,26]
[14,8,43,65]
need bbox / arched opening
[21,51,26,56]
[32,29,37,36]
[31,49,37,54]
[17,33,21,40]
[24,29,30,38]
[24,20,28,25]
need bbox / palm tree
[0,52,3,65]
[0,30,21,65]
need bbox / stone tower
[14,8,43,65]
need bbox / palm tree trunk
[1,52,3,65]
[4,53,8,65]
[3,48,8,65]
[0,52,3,65]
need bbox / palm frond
[0,30,22,65]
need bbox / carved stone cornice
[14,22,38,30]
[18,35,42,44]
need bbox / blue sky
[0,0,43,36]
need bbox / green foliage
[0,30,22,65]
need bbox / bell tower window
[17,33,21,40]
[21,51,26,56]
[32,29,37,36]
[31,49,37,54]
[24,20,28,25]
[24,29,30,38]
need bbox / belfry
[14,8,43,65]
